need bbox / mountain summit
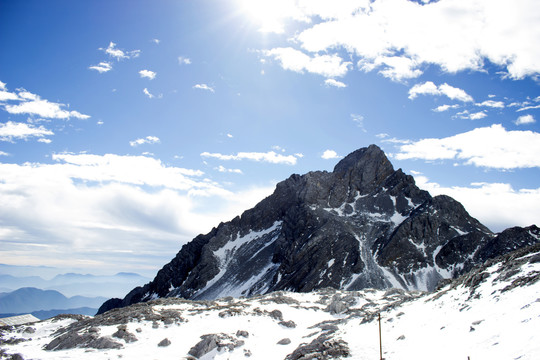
[98,145,539,314]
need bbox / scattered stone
[325,297,348,315]
[243,349,252,357]
[279,320,297,328]
[157,338,171,347]
[188,334,219,358]
[136,328,142,333]
[188,333,245,358]
[236,330,249,338]
[269,310,283,321]
[277,338,291,345]
[23,327,35,334]
[112,325,138,343]
[45,331,123,351]
[285,334,350,360]
[397,335,405,340]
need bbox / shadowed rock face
[97,145,538,315]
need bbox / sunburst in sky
[0,0,539,277]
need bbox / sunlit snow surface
[1,248,539,360]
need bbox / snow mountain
[2,243,539,359]
[98,145,539,314]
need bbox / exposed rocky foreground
[2,243,539,360]
[99,145,539,314]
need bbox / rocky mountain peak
[333,144,394,194]
[97,145,539,315]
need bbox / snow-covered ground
[1,245,539,360]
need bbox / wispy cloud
[351,114,366,132]
[324,79,347,88]
[0,83,90,120]
[321,149,342,160]
[408,81,473,102]
[476,100,505,108]
[0,121,53,142]
[129,136,160,147]
[263,47,351,78]
[395,124,540,169]
[139,70,156,80]
[216,165,243,174]
[143,88,154,98]
[178,56,192,65]
[433,104,460,112]
[89,62,113,73]
[201,150,298,165]
[359,56,422,82]
[100,42,140,60]
[193,84,215,93]
[151,38,160,44]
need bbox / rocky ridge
[1,243,540,359]
[98,145,539,314]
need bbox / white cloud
[0,80,6,91]
[517,104,540,112]
[468,111,487,120]
[414,176,540,232]
[291,0,540,79]
[408,81,473,102]
[139,70,156,80]
[433,104,460,112]
[0,89,20,101]
[321,149,342,159]
[226,133,233,138]
[0,121,54,142]
[193,84,215,93]
[476,100,505,108]
[100,42,140,60]
[263,47,351,78]
[216,165,243,174]
[294,153,304,158]
[178,56,192,65]
[514,114,536,125]
[2,88,90,120]
[359,56,422,81]
[324,79,347,88]
[151,38,160,44]
[376,133,389,139]
[89,62,113,73]
[0,151,9,156]
[0,154,275,273]
[351,114,366,132]
[143,88,154,98]
[395,124,540,169]
[37,138,52,144]
[129,136,160,147]
[201,151,298,165]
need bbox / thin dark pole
[378,313,383,360]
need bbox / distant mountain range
[0,287,106,314]
[0,272,150,298]
[0,307,97,321]
[98,145,539,314]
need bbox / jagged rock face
[97,145,539,315]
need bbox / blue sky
[1,0,539,277]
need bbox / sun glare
[238,0,302,33]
